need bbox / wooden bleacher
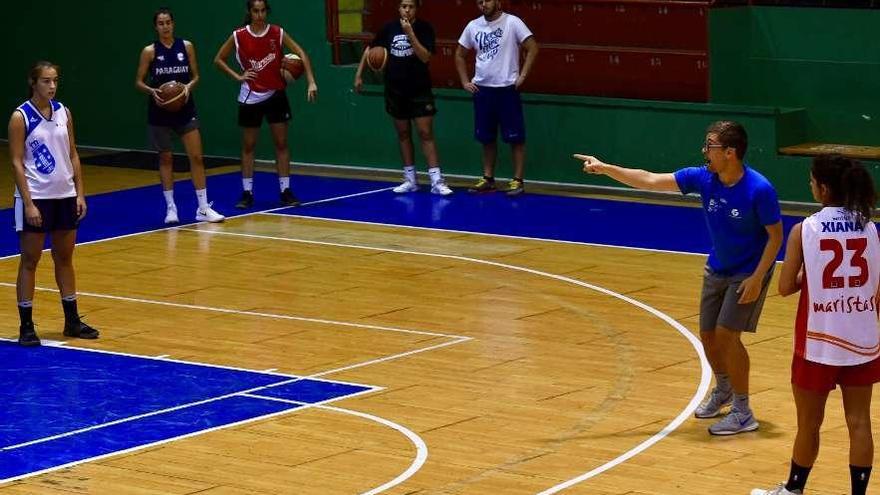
[779,142,880,161]
[338,0,716,102]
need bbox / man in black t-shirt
[354,0,452,196]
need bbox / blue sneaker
[694,387,733,418]
[708,409,759,436]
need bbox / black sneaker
[468,177,496,193]
[18,322,41,347]
[63,319,99,339]
[235,190,254,209]
[280,188,301,207]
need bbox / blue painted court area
[0,169,804,258]
[0,341,375,482]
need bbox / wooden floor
[0,155,871,494]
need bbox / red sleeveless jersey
[233,24,285,92]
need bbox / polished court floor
[0,154,870,494]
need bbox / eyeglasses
[702,142,726,153]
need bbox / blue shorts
[473,85,525,145]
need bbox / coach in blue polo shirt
[573,120,783,436]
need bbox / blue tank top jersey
[147,37,197,126]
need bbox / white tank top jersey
[798,206,880,366]
[14,99,76,199]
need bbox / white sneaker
[751,483,801,495]
[196,204,225,223]
[431,181,453,196]
[393,181,418,193]
[164,206,179,224]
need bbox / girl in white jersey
[7,61,99,346]
[753,154,879,495]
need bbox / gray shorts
[148,118,200,152]
[699,266,774,333]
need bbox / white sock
[428,166,442,186]
[242,178,254,192]
[279,176,290,192]
[195,189,209,210]
[163,190,176,209]
[403,166,416,184]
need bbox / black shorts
[14,197,79,233]
[238,90,291,128]
[384,85,437,120]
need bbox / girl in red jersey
[753,154,880,495]
[214,0,317,209]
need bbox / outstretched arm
[573,154,680,192]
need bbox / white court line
[298,186,394,206]
[0,186,393,262]
[0,336,299,379]
[0,372,356,452]
[179,227,712,494]
[0,282,465,341]
[0,330,473,455]
[0,387,376,485]
[2,198,709,492]
[261,212,710,258]
[0,373,392,484]
[0,398,304,484]
[242,393,427,495]
[308,336,472,379]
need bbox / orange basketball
[281,53,304,82]
[367,46,388,72]
[157,81,186,112]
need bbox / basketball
[281,53,304,82]
[367,46,388,72]
[157,81,186,112]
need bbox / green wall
[4,1,878,204]
[711,6,880,145]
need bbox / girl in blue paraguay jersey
[7,61,99,346]
[135,7,224,225]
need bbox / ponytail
[841,165,876,225]
[812,154,877,225]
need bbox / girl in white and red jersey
[213,0,317,209]
[7,61,99,346]
[753,154,879,495]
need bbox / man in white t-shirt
[455,0,538,196]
